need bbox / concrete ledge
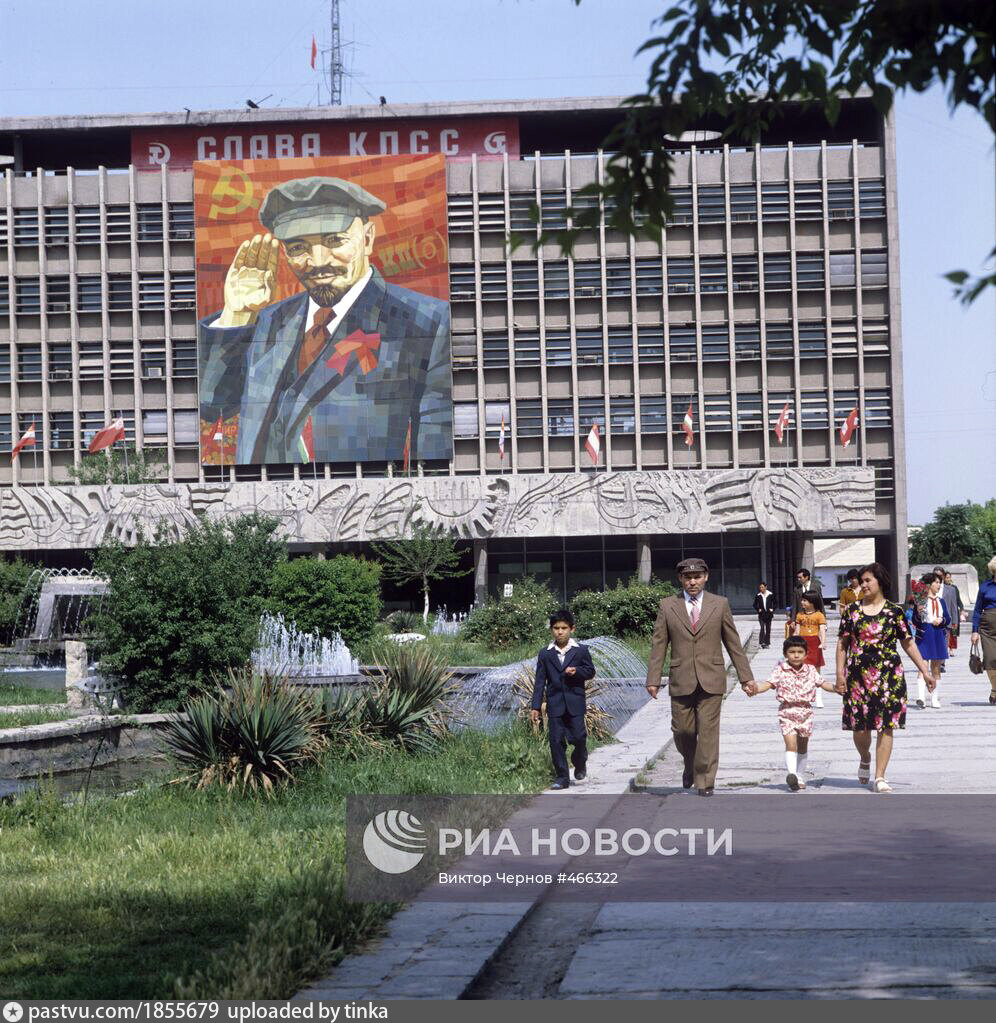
[0,712,178,778]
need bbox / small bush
[461,577,557,649]
[162,668,325,796]
[267,556,381,650]
[571,578,676,639]
[386,609,424,634]
[0,556,35,643]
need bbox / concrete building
[0,96,906,609]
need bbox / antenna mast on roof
[328,0,344,105]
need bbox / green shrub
[92,515,286,711]
[0,556,35,643]
[162,668,325,796]
[571,577,676,639]
[386,609,424,634]
[267,556,381,650]
[462,577,557,649]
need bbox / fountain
[452,636,650,732]
[430,607,466,637]
[251,612,359,681]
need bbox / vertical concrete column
[65,640,89,711]
[637,535,652,584]
[759,529,769,584]
[800,532,815,574]
[473,539,488,606]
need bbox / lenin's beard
[298,269,350,307]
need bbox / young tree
[546,1,994,302]
[66,446,167,485]
[909,501,994,579]
[371,524,471,621]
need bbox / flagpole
[119,412,130,482]
[31,430,38,485]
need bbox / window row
[446,179,886,232]
[448,249,887,302]
[0,203,195,247]
[0,339,196,382]
[3,409,199,450]
[452,317,890,369]
[0,273,196,314]
[452,389,891,439]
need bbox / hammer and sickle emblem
[208,168,261,220]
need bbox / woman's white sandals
[858,760,871,784]
[873,777,893,793]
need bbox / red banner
[133,116,518,171]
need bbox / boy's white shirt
[548,637,579,665]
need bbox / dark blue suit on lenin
[531,641,596,781]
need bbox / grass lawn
[0,725,554,1001]
[0,683,67,707]
[0,707,73,729]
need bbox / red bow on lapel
[326,329,381,376]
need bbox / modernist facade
[0,97,906,609]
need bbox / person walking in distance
[645,558,755,796]
[944,571,965,656]
[913,572,949,708]
[969,555,996,704]
[793,591,827,708]
[835,563,939,793]
[838,569,861,618]
[753,581,776,649]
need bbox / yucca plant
[386,610,424,634]
[512,665,613,742]
[361,640,460,752]
[162,668,326,796]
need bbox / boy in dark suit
[530,609,597,790]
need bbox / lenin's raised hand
[217,233,281,327]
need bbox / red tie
[690,595,700,632]
[931,597,939,621]
[298,306,336,375]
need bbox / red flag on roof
[311,36,318,70]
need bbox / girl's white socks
[785,750,798,774]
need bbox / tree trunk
[423,576,430,621]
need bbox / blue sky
[1,0,993,524]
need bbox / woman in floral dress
[835,562,938,793]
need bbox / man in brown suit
[645,557,754,796]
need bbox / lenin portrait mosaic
[195,154,452,466]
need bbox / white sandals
[858,760,871,784]
[872,777,893,793]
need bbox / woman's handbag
[969,641,984,675]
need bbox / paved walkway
[558,636,996,999]
[297,625,996,1000]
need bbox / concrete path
[555,635,996,999]
[297,624,996,1000]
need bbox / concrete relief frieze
[0,468,877,550]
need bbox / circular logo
[3,1003,24,1023]
[147,142,172,165]
[484,131,507,155]
[362,810,426,873]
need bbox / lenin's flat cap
[676,557,709,575]
[258,176,387,240]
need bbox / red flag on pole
[839,406,859,448]
[310,36,318,70]
[296,415,315,464]
[584,422,601,464]
[682,401,695,447]
[774,401,791,444]
[402,418,412,474]
[498,414,506,462]
[88,417,125,454]
[11,423,36,460]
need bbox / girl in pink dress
[748,636,838,791]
